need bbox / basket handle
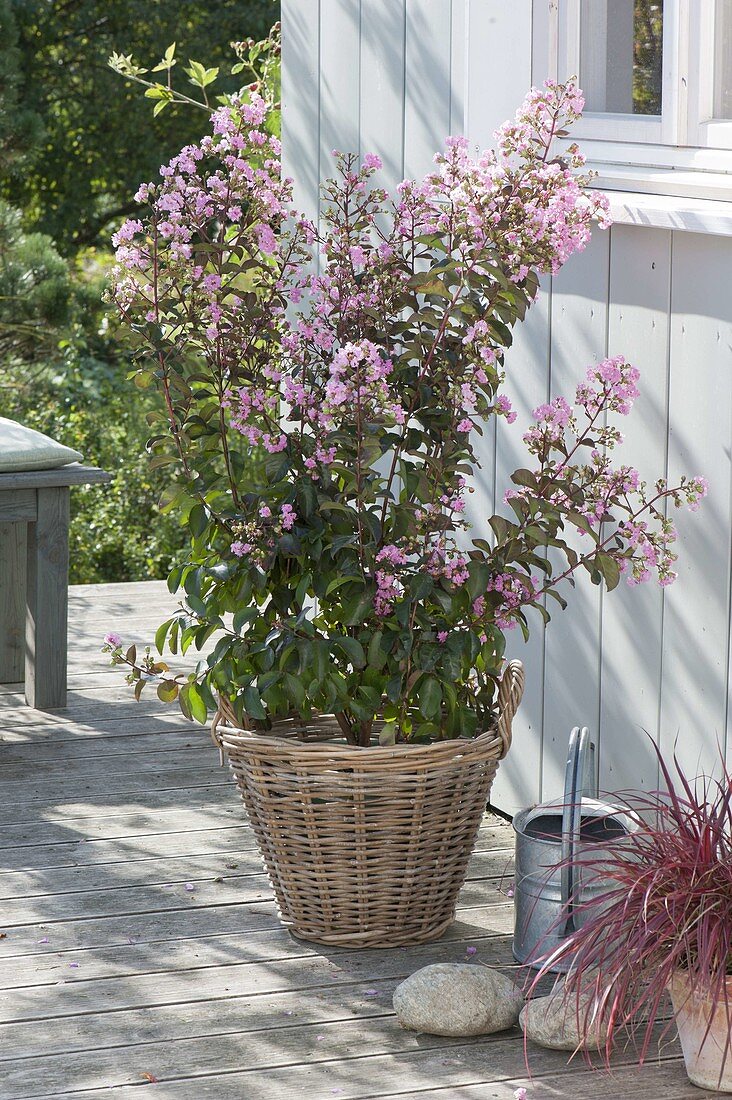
[210,708,226,766]
[496,660,525,759]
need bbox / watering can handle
[560,726,591,920]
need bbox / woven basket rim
[215,721,505,762]
[213,659,524,764]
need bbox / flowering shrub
[105,80,706,744]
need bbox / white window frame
[557,0,671,144]
[687,0,732,149]
[533,0,732,204]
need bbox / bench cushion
[0,418,83,472]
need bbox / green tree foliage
[0,4,278,583]
[0,0,42,175]
[4,0,278,253]
[0,215,186,583]
[633,0,664,115]
[0,199,76,360]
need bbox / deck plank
[0,581,705,1098]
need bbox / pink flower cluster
[108,92,294,372]
[230,503,298,563]
[523,396,572,450]
[507,360,709,589]
[576,356,640,417]
[323,341,405,426]
[425,546,470,587]
[373,544,408,617]
[224,381,286,454]
[486,573,541,630]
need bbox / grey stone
[393,963,524,1037]
[520,982,609,1051]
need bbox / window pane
[580,0,664,116]
[715,0,732,119]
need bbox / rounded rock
[393,963,524,1037]
[520,983,608,1051]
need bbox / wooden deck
[0,581,714,1098]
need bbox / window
[538,0,732,203]
[579,0,664,116]
[557,0,670,142]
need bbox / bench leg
[25,488,70,709]
[0,524,26,683]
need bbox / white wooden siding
[282,0,732,813]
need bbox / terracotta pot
[669,970,732,1092]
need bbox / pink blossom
[231,541,252,557]
[280,504,297,531]
[255,223,278,254]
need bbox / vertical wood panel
[600,226,672,793]
[359,0,406,191]
[404,0,452,177]
[531,0,559,85]
[320,0,361,177]
[465,0,533,148]
[281,0,321,223]
[661,232,732,778]
[450,0,467,135]
[541,229,610,800]
[488,285,552,813]
[25,488,70,710]
[0,523,25,683]
[463,0,534,560]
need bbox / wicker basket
[212,660,524,948]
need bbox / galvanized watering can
[512,726,638,971]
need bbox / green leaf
[325,575,357,597]
[379,722,397,746]
[343,586,376,626]
[408,572,433,600]
[595,553,621,591]
[567,511,597,538]
[284,673,306,708]
[385,674,402,703]
[511,468,537,488]
[264,450,288,484]
[334,636,366,668]
[367,630,388,669]
[232,607,256,633]
[466,561,491,600]
[181,682,207,724]
[419,676,442,720]
[295,572,312,608]
[155,618,172,654]
[157,680,178,703]
[243,686,267,720]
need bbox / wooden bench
[0,465,111,709]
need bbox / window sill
[595,187,732,236]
